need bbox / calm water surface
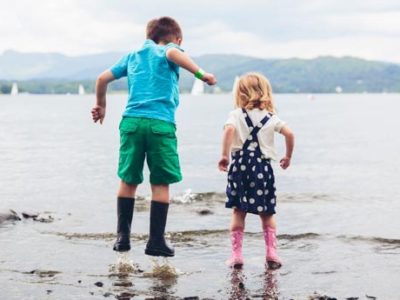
[0,94,399,299]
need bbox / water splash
[109,252,139,274]
[144,257,180,279]
[173,189,196,204]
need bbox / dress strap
[241,108,254,128]
[242,112,271,150]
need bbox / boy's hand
[202,73,217,85]
[218,156,230,172]
[91,105,106,124]
[280,156,291,169]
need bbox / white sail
[11,82,18,96]
[190,79,204,96]
[78,84,85,95]
[232,76,240,94]
[335,86,343,93]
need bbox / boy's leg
[227,209,246,267]
[145,120,182,257]
[115,117,146,252]
[118,181,138,198]
[145,184,174,256]
[260,214,281,269]
[113,181,138,252]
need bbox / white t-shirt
[225,108,286,161]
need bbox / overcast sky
[1,0,400,62]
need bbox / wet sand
[1,193,399,299]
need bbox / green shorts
[118,117,182,185]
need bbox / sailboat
[11,82,18,96]
[190,78,204,96]
[335,86,343,93]
[232,76,240,94]
[78,84,85,95]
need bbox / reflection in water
[147,258,178,298]
[262,270,279,299]
[229,268,249,299]
[228,267,279,300]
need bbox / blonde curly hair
[234,72,275,113]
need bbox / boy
[91,17,216,257]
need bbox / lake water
[0,94,399,299]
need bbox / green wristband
[194,69,205,79]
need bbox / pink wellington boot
[226,229,244,267]
[264,226,282,270]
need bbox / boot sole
[267,260,282,270]
[113,244,131,252]
[145,248,174,257]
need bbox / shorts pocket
[119,118,139,133]
[151,124,175,138]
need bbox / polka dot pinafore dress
[225,109,277,215]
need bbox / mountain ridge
[1,50,400,93]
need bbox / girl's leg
[230,208,247,232]
[145,184,174,257]
[114,181,138,252]
[259,214,281,269]
[227,209,247,267]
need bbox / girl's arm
[166,48,217,85]
[279,125,295,169]
[92,70,115,124]
[218,125,236,171]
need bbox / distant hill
[1,50,400,93]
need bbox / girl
[218,73,294,269]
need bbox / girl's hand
[91,105,106,124]
[218,156,230,172]
[280,156,291,169]
[203,73,217,85]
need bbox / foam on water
[109,252,139,274]
[144,257,180,279]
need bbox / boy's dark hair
[146,17,182,44]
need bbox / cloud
[1,0,400,62]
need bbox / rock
[0,210,21,223]
[103,292,113,298]
[22,212,39,219]
[197,209,213,215]
[94,281,104,287]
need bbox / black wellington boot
[113,197,135,252]
[145,201,175,257]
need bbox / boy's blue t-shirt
[110,39,183,124]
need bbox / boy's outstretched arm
[218,125,235,171]
[166,48,217,85]
[279,126,295,169]
[92,70,115,124]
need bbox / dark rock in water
[0,210,21,223]
[21,211,54,223]
[103,292,113,298]
[33,214,54,223]
[94,281,104,287]
[197,209,213,215]
[346,298,358,300]
[308,292,337,300]
[26,269,61,278]
[22,212,39,219]
[46,290,52,294]
[238,282,245,289]
[183,297,199,300]
[366,295,377,300]
[78,280,82,284]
